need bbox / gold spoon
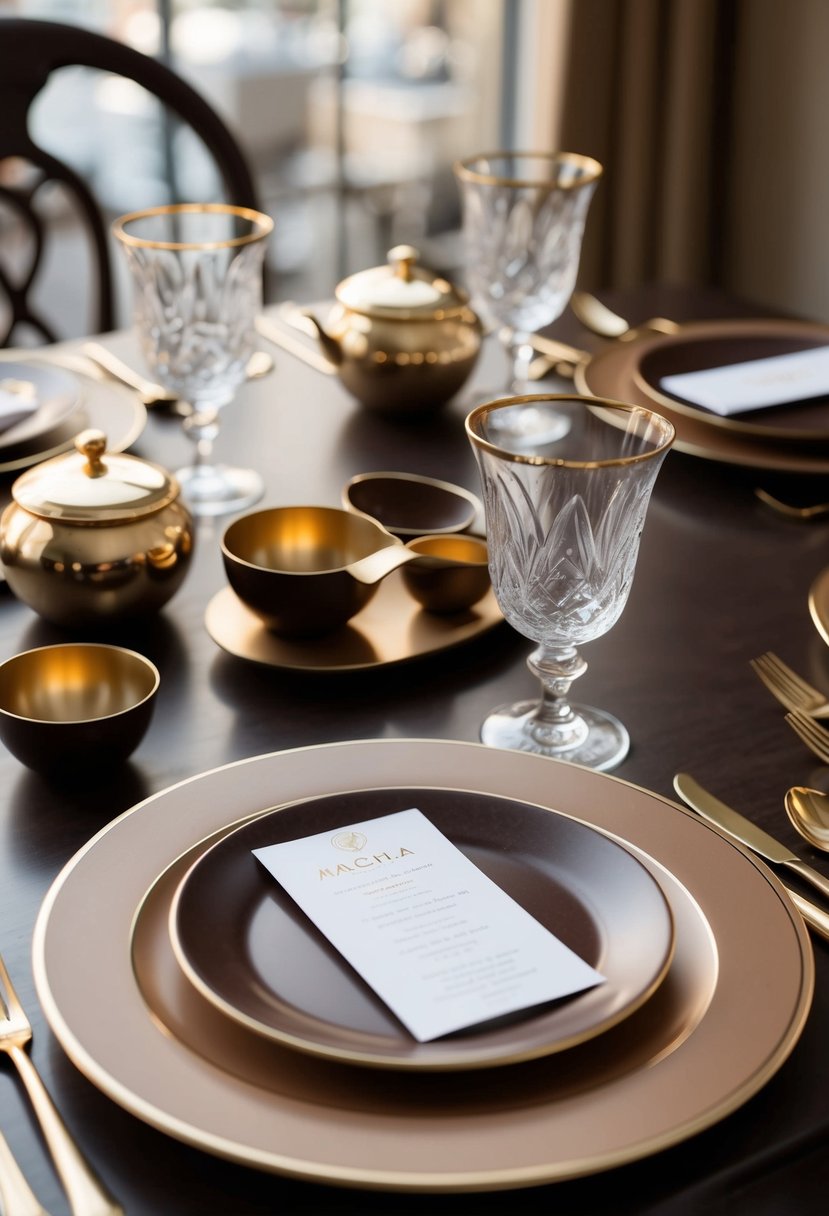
[570,291,680,339]
[785,785,829,851]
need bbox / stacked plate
[33,740,813,1192]
[575,318,829,473]
[0,356,146,476]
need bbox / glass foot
[480,698,630,771]
[176,463,264,517]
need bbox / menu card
[660,346,829,416]
[253,807,605,1042]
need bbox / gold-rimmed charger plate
[0,355,147,475]
[205,576,502,672]
[33,740,813,1192]
[169,787,675,1071]
[808,565,829,646]
[576,330,829,473]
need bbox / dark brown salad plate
[170,787,674,1070]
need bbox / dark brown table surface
[2,286,829,1215]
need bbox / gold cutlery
[82,343,274,414]
[754,487,829,520]
[0,953,123,1216]
[673,773,829,904]
[785,708,829,763]
[785,786,829,852]
[570,291,680,339]
[0,1130,51,1216]
[751,651,829,717]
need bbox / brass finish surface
[221,506,402,636]
[302,246,483,413]
[0,953,123,1214]
[785,709,829,765]
[809,565,829,648]
[785,786,829,853]
[0,643,159,775]
[0,434,193,627]
[751,651,829,717]
[401,534,491,613]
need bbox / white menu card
[253,807,605,1042]
[660,346,829,416]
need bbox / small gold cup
[0,643,160,776]
[401,534,491,613]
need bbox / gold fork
[751,651,829,718]
[0,1130,51,1216]
[0,954,123,1216]
[786,709,829,764]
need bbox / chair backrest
[0,18,260,346]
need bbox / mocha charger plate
[33,741,812,1192]
[169,788,674,1070]
[576,323,829,473]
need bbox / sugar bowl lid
[11,429,181,523]
[335,245,471,320]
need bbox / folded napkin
[661,346,829,416]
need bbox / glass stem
[507,330,535,389]
[525,644,589,750]
[183,408,220,476]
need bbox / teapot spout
[302,311,343,367]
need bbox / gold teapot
[304,245,483,414]
[0,429,194,628]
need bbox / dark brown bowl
[0,643,159,776]
[401,534,491,613]
[342,471,482,538]
[221,506,401,637]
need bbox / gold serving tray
[205,573,503,672]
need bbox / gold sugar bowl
[0,428,194,627]
[304,244,483,415]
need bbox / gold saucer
[205,571,503,672]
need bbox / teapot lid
[335,245,471,320]
[11,429,181,523]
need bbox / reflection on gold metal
[206,570,502,672]
[0,431,193,627]
[401,534,491,613]
[0,952,124,1213]
[301,245,483,413]
[221,505,403,636]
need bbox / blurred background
[2,0,827,337]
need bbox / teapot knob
[388,244,419,282]
[75,428,109,478]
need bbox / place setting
[9,382,811,1198]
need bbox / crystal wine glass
[466,393,674,771]
[113,203,273,516]
[454,151,602,417]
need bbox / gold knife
[673,772,829,913]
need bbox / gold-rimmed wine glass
[113,202,273,516]
[454,151,601,438]
[466,393,674,771]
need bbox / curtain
[555,0,738,292]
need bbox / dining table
[1,281,829,1216]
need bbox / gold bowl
[400,534,491,613]
[0,643,160,776]
[342,471,482,538]
[221,506,404,637]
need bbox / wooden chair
[0,18,260,345]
